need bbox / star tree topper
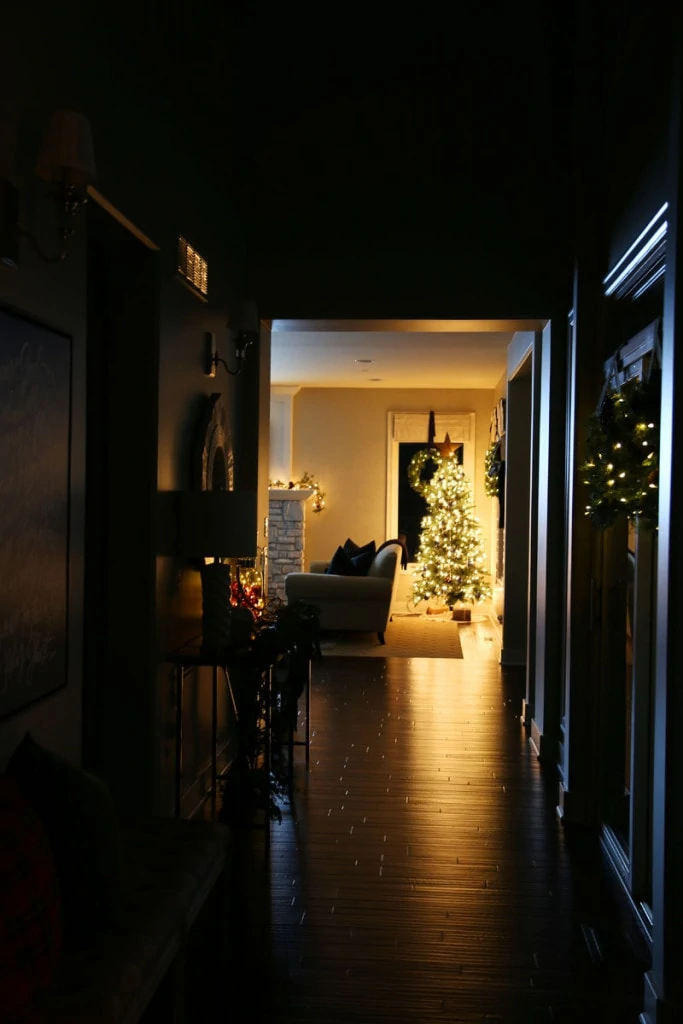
[432,433,462,458]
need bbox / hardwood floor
[209,645,648,1023]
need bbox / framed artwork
[0,306,72,718]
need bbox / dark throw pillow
[0,775,63,1021]
[342,538,376,560]
[349,548,375,576]
[326,545,358,576]
[326,542,376,577]
[5,733,127,944]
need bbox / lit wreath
[484,441,502,499]
[407,448,441,495]
[580,375,659,529]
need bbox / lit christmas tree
[408,438,492,610]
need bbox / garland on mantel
[269,471,326,513]
[579,375,660,529]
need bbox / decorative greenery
[219,597,321,826]
[407,447,492,607]
[269,471,326,513]
[580,375,660,530]
[230,563,265,619]
[484,441,502,498]
[406,447,437,494]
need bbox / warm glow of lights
[177,235,208,295]
[410,452,491,608]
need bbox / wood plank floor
[211,646,649,1023]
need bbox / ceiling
[270,319,546,390]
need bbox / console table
[167,638,311,828]
[167,637,245,822]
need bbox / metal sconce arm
[205,329,257,377]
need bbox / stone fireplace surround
[267,488,314,602]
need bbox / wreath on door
[484,440,503,499]
[580,353,660,530]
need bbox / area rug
[319,613,463,659]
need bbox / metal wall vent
[177,235,208,297]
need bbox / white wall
[291,387,495,570]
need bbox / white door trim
[385,410,476,541]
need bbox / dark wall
[0,3,250,813]
[600,0,673,271]
[223,5,575,320]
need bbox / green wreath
[484,441,502,498]
[580,375,659,529]
[407,448,441,494]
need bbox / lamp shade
[178,490,257,558]
[35,110,96,186]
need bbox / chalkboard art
[0,308,71,718]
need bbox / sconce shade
[35,110,96,187]
[228,299,259,335]
[240,300,259,335]
[179,490,257,558]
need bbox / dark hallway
[190,651,649,1023]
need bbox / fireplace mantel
[268,488,314,501]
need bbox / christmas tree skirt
[319,615,464,659]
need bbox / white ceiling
[270,319,546,390]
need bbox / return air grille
[177,235,208,297]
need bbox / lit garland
[230,564,265,620]
[407,447,492,607]
[484,441,502,498]
[269,471,326,513]
[580,375,660,529]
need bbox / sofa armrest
[309,561,330,574]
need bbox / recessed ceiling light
[355,358,374,363]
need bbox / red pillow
[0,775,63,1021]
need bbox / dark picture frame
[0,306,72,719]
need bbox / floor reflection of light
[264,652,563,998]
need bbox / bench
[1,733,230,1024]
[35,817,230,1023]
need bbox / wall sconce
[205,300,259,377]
[17,110,96,264]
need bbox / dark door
[83,201,159,815]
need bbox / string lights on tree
[407,445,492,611]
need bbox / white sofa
[284,542,403,645]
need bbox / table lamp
[178,490,257,656]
